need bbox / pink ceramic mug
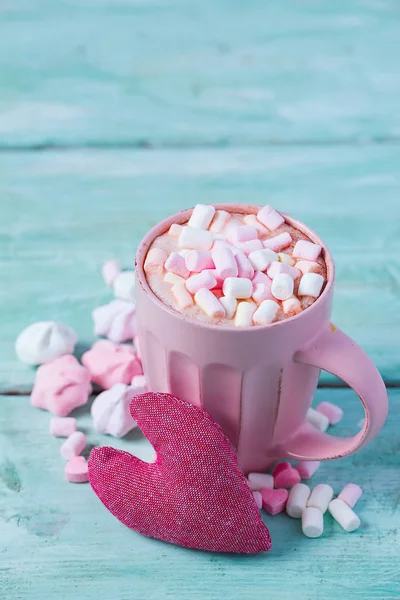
[135,204,388,474]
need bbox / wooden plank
[0,0,399,146]
[1,146,399,390]
[0,388,399,600]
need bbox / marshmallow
[144,248,168,276]
[295,461,320,480]
[102,260,121,286]
[287,483,311,518]
[130,374,148,394]
[248,248,277,271]
[261,488,289,515]
[316,401,344,425]
[267,261,300,280]
[185,250,214,272]
[164,272,185,285]
[243,214,270,235]
[235,251,254,279]
[82,340,142,389]
[178,249,191,259]
[257,205,285,231]
[219,296,237,319]
[209,210,230,233]
[253,299,280,325]
[91,383,137,438]
[328,498,360,532]
[302,506,324,538]
[253,491,262,510]
[293,240,322,261]
[235,302,256,327]
[171,283,194,309]
[188,204,215,229]
[92,299,136,343]
[247,473,274,491]
[278,253,296,266]
[165,252,190,279]
[186,271,217,294]
[60,431,87,460]
[271,274,294,301]
[194,288,225,318]
[252,281,273,303]
[272,462,291,478]
[274,467,301,489]
[235,239,263,255]
[204,269,224,289]
[113,271,136,302]
[263,232,292,252]
[212,245,238,279]
[168,223,183,236]
[179,226,214,251]
[307,407,329,432]
[16,321,78,366]
[226,226,258,245]
[338,484,363,509]
[295,260,321,275]
[282,296,302,316]
[65,456,89,483]
[222,277,252,299]
[307,484,334,514]
[50,417,77,438]
[252,270,271,286]
[31,355,91,416]
[298,273,325,298]
[133,336,141,360]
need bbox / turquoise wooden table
[1,1,399,598]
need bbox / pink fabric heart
[81,340,142,389]
[30,355,91,416]
[88,392,271,554]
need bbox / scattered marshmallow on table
[209,210,230,233]
[179,226,213,251]
[247,472,274,491]
[271,274,294,301]
[194,288,225,318]
[82,340,142,389]
[144,248,168,275]
[307,484,334,514]
[287,483,311,518]
[91,383,137,438]
[298,273,325,298]
[316,401,344,425]
[293,240,322,261]
[60,431,86,460]
[92,299,136,343]
[102,260,121,286]
[295,460,320,479]
[113,271,136,302]
[235,301,256,327]
[261,488,289,515]
[222,277,252,299]
[16,321,78,366]
[253,299,280,325]
[50,417,77,438]
[302,506,324,538]
[338,483,363,508]
[328,498,360,532]
[188,204,215,229]
[307,407,329,432]
[65,456,89,483]
[257,205,285,231]
[219,296,237,319]
[212,245,238,279]
[185,250,214,272]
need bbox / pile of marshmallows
[250,401,362,537]
[144,204,325,325]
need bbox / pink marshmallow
[272,462,291,478]
[82,340,142,389]
[185,250,214,272]
[204,269,224,289]
[253,491,262,509]
[235,252,254,279]
[252,281,273,303]
[235,239,263,255]
[60,431,86,460]
[102,260,121,286]
[274,467,301,489]
[292,240,322,261]
[194,288,225,318]
[164,252,190,279]
[316,401,344,425]
[263,232,292,252]
[50,417,77,437]
[261,487,289,515]
[65,456,89,483]
[257,205,285,231]
[267,261,301,280]
[186,271,217,294]
[252,271,271,286]
[144,248,168,275]
[338,483,363,508]
[295,460,320,479]
[226,226,258,245]
[212,245,238,280]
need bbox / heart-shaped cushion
[88,392,271,554]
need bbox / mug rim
[135,204,334,332]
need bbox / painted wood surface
[0,1,399,147]
[1,389,399,600]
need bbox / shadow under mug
[135,204,388,474]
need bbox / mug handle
[282,324,388,461]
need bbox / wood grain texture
[0,388,399,600]
[0,0,399,146]
[1,146,399,390]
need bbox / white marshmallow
[209,210,230,233]
[164,272,185,285]
[222,277,252,299]
[219,296,237,319]
[298,273,325,298]
[194,288,225,318]
[278,253,296,266]
[302,506,324,538]
[307,407,329,432]
[91,383,137,438]
[113,271,136,302]
[287,483,311,518]
[179,226,214,251]
[271,273,294,301]
[248,248,277,271]
[307,484,334,514]
[235,302,256,327]
[168,223,183,237]
[15,321,78,366]
[247,473,274,491]
[253,300,280,325]
[282,296,302,315]
[295,260,321,274]
[188,204,215,229]
[171,283,193,309]
[328,498,361,532]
